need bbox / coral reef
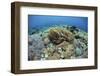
[28,25,88,60]
[28,34,45,60]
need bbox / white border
[20,6,95,70]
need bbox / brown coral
[62,30,74,42]
[48,27,74,45]
[48,28,63,44]
[47,52,61,60]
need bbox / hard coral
[48,27,74,45]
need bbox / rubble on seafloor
[28,25,88,61]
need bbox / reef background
[28,15,88,34]
[28,15,88,61]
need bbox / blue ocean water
[28,15,88,33]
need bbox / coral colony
[28,25,88,61]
